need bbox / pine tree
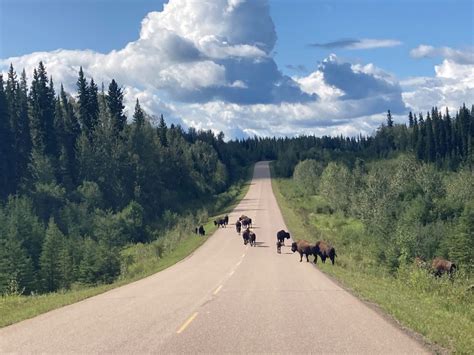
[387,110,394,128]
[425,112,436,162]
[107,79,126,134]
[133,99,145,127]
[0,74,15,198]
[77,67,93,140]
[416,113,425,160]
[16,69,32,184]
[158,114,168,147]
[40,219,64,292]
[29,62,57,158]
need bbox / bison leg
[306,253,309,262]
[299,252,303,262]
[330,256,335,265]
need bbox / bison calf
[291,240,313,262]
[313,241,337,265]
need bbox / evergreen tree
[16,69,32,184]
[425,112,436,162]
[107,79,126,134]
[0,74,16,198]
[29,62,57,158]
[40,219,64,292]
[158,114,168,147]
[133,99,145,127]
[387,109,394,128]
[408,111,414,128]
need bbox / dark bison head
[285,232,291,239]
[291,242,298,253]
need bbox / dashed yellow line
[177,312,198,334]
[213,285,223,295]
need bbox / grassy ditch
[271,173,473,354]
[0,168,252,328]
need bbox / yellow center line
[213,285,223,295]
[176,312,198,334]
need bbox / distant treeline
[0,62,472,294]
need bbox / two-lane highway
[0,162,428,353]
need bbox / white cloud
[401,59,474,113]
[410,45,474,64]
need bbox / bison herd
[196,217,458,277]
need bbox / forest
[0,61,472,296]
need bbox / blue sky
[1,0,473,138]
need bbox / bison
[235,220,242,234]
[291,240,313,262]
[241,217,252,229]
[313,241,337,265]
[214,218,226,228]
[242,228,250,245]
[197,225,205,236]
[249,231,256,247]
[277,230,290,246]
[431,257,457,277]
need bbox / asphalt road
[0,161,429,354]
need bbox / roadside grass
[271,172,473,354]
[0,168,252,328]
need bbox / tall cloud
[1,0,314,105]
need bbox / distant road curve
[0,161,428,353]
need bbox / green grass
[0,169,252,328]
[271,171,473,354]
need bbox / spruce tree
[158,114,168,147]
[107,79,126,134]
[425,112,436,162]
[40,219,64,292]
[0,74,15,198]
[133,99,145,127]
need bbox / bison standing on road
[277,230,290,246]
[242,228,250,245]
[214,218,226,228]
[313,241,337,265]
[431,257,457,277]
[291,240,313,262]
[235,220,242,234]
[249,231,256,247]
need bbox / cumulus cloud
[401,59,474,113]
[410,45,474,65]
[310,38,402,50]
[1,0,313,105]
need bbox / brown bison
[313,241,337,265]
[277,230,290,246]
[291,240,313,262]
[431,257,457,277]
